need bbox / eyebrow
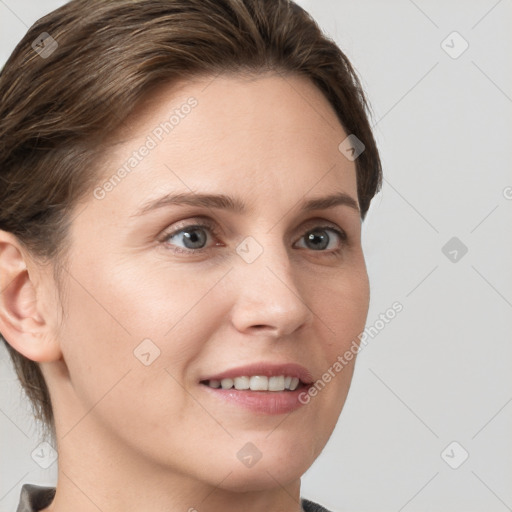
[131,191,360,217]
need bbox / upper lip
[200,362,314,384]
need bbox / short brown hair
[0,0,382,440]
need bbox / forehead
[117,71,344,139]
[89,72,358,216]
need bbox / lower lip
[200,383,311,415]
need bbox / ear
[0,230,62,362]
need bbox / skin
[0,72,370,512]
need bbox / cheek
[58,258,232,437]
[56,262,216,446]
[304,261,369,426]
[312,261,370,344]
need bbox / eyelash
[160,219,348,258]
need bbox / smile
[199,362,315,414]
[202,375,302,391]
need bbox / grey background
[1,1,511,511]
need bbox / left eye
[295,226,347,251]
[162,223,347,254]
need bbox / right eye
[161,220,223,254]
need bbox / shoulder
[16,484,56,512]
[301,497,334,512]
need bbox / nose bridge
[229,232,312,336]
[237,231,295,286]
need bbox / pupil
[184,228,206,249]
[307,230,328,250]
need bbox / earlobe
[0,230,62,362]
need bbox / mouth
[198,362,315,414]
[200,375,310,392]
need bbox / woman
[0,0,382,511]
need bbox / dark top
[16,483,333,512]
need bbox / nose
[228,239,314,338]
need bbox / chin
[207,438,315,492]
[217,460,307,492]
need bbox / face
[47,73,370,490]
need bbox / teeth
[268,376,285,391]
[206,375,302,391]
[221,378,234,389]
[250,375,268,391]
[233,376,250,390]
[289,377,299,391]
